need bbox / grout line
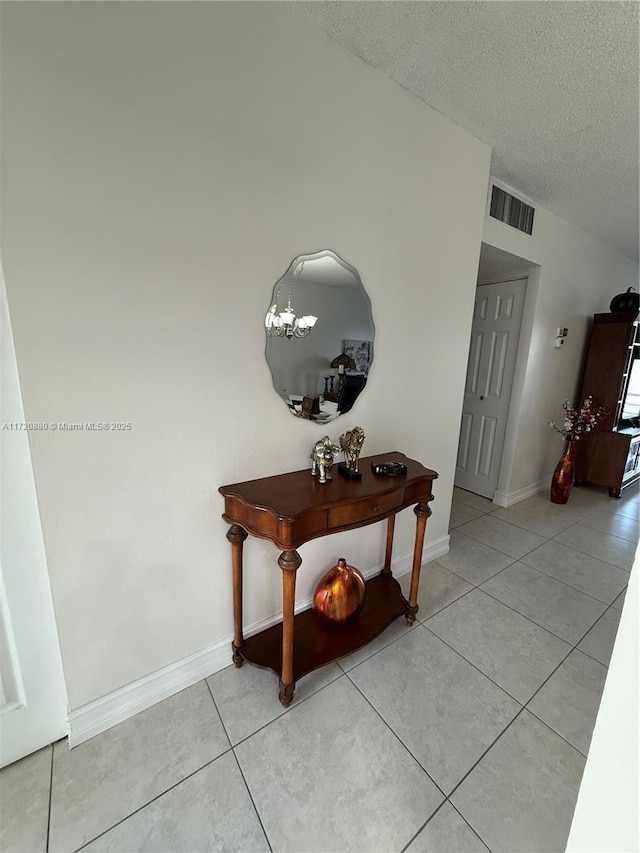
[423,535,622,745]
[446,706,528,801]
[203,669,278,851]
[432,549,518,587]
[601,506,640,523]
[346,596,592,843]
[567,512,640,545]
[399,799,448,853]
[228,668,344,751]
[452,501,495,513]
[574,646,612,669]
[515,600,623,756]
[521,647,579,704]
[46,743,54,853]
[204,677,232,749]
[75,665,370,853]
[415,583,479,625]
[474,513,580,538]
[478,585,600,647]
[524,707,589,759]
[72,746,235,852]
[521,707,591,760]
[454,509,635,571]
[490,556,625,608]
[337,616,418,674]
[447,800,493,852]
[426,564,614,694]
[519,551,631,598]
[343,670,448,800]
[345,614,585,809]
[566,600,622,667]
[68,682,235,850]
[433,528,622,651]
[451,493,495,513]
[447,527,526,562]
[548,528,635,571]
[420,622,530,707]
[227,751,273,853]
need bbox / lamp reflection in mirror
[265,269,318,340]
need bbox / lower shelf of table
[237,572,409,682]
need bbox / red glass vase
[550,441,575,504]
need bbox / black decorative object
[610,287,639,313]
[338,462,362,480]
[371,461,408,476]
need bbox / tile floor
[2,483,638,853]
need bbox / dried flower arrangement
[548,396,607,443]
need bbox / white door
[455,279,526,499]
[1,274,68,767]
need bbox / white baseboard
[67,534,450,748]
[67,639,232,748]
[391,534,451,577]
[493,480,547,508]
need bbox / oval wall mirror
[265,250,375,424]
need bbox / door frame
[488,266,541,506]
[1,273,69,767]
[458,254,542,507]
[455,277,528,499]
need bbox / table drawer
[328,491,402,528]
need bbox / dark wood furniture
[219,452,437,706]
[575,311,640,497]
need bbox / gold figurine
[339,426,366,477]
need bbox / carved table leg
[406,502,432,624]
[227,524,248,667]
[382,514,396,576]
[278,549,302,706]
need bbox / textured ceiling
[293,1,639,261]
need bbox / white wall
[482,182,639,499]
[566,552,639,852]
[1,2,490,709]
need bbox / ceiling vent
[490,185,535,235]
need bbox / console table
[219,451,438,706]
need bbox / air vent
[490,185,535,235]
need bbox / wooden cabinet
[575,311,640,497]
[219,452,437,706]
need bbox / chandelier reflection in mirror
[265,261,318,340]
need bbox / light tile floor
[2,483,638,853]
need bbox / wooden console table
[219,451,437,706]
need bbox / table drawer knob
[373,504,380,512]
